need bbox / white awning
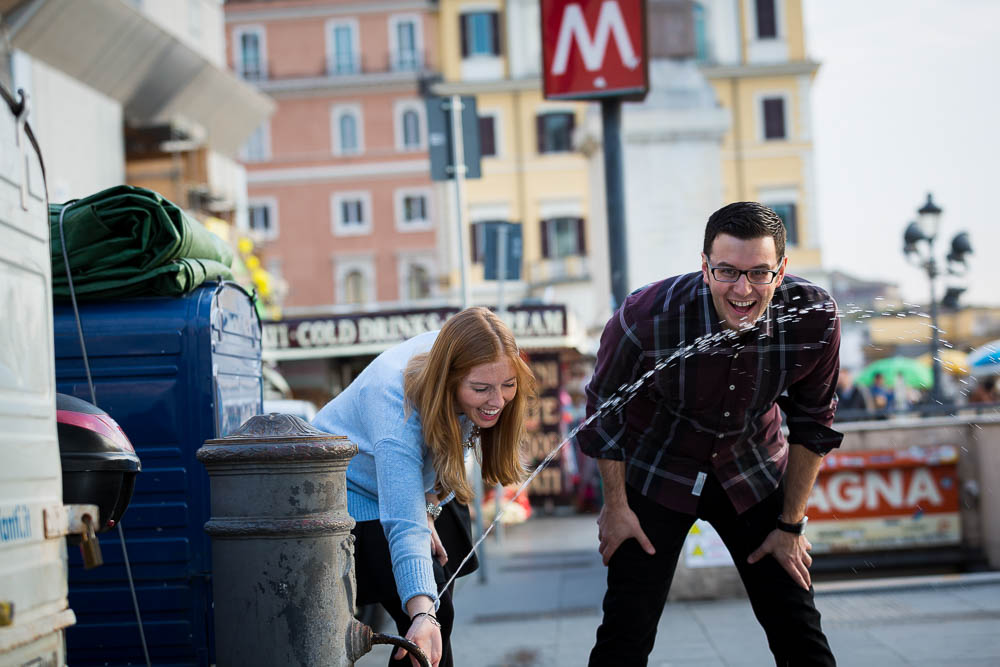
[4,0,274,156]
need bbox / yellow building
[699,0,823,274]
[431,0,596,319]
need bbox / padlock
[79,514,104,569]
[0,601,13,626]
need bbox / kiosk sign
[541,0,649,101]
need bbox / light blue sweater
[312,331,470,608]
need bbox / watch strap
[776,515,808,535]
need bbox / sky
[803,0,1000,307]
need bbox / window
[693,2,709,63]
[334,256,374,305]
[394,101,424,151]
[762,97,786,140]
[755,0,777,39]
[541,217,586,259]
[536,112,575,153]
[331,192,372,236]
[478,114,497,157]
[395,188,431,231]
[340,115,359,151]
[241,122,270,162]
[327,20,359,75]
[343,270,366,305]
[235,26,265,80]
[390,15,422,71]
[406,264,431,300]
[403,195,426,223]
[247,199,278,241]
[460,11,500,57]
[403,110,420,148]
[769,203,798,246]
[331,105,364,155]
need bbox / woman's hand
[428,513,448,566]
[400,597,443,666]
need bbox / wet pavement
[365,513,1000,666]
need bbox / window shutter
[478,116,495,157]
[575,217,586,255]
[536,115,546,153]
[489,12,500,56]
[763,98,785,140]
[540,219,550,259]
[755,0,777,39]
[460,15,469,57]
[785,204,798,246]
[471,222,482,263]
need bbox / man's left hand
[747,529,813,590]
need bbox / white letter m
[551,1,640,75]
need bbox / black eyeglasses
[707,261,783,285]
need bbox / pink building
[225,0,441,313]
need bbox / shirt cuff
[572,425,626,461]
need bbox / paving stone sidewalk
[364,514,1000,666]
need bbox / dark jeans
[353,519,455,667]
[589,475,835,667]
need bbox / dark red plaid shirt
[574,272,842,515]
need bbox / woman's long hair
[404,307,536,505]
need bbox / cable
[56,187,152,667]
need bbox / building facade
[431,0,599,333]
[698,0,823,277]
[225,0,443,313]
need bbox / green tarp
[50,185,234,300]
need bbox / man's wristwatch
[426,502,442,519]
[776,515,808,535]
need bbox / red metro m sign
[541,0,649,101]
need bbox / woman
[312,307,536,667]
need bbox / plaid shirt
[575,272,842,515]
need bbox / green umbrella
[856,356,933,389]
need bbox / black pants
[589,475,835,667]
[353,519,455,667]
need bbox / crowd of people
[834,366,999,422]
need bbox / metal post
[493,222,506,545]
[927,250,943,405]
[449,95,471,309]
[450,95,486,580]
[602,98,629,308]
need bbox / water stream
[433,297,842,601]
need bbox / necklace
[463,425,481,449]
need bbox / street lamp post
[902,193,973,406]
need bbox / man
[575,202,841,666]
[834,368,873,419]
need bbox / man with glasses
[576,202,840,665]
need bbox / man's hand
[747,528,813,590]
[395,614,442,667]
[597,502,655,566]
[427,514,448,566]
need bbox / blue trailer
[54,282,262,666]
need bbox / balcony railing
[237,61,269,82]
[233,51,431,84]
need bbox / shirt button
[717,433,724,439]
[729,385,735,391]
[724,411,730,417]
[712,452,718,458]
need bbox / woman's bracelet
[410,611,441,628]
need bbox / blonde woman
[313,307,536,667]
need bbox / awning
[3,0,274,156]
[260,305,591,362]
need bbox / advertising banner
[805,445,961,553]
